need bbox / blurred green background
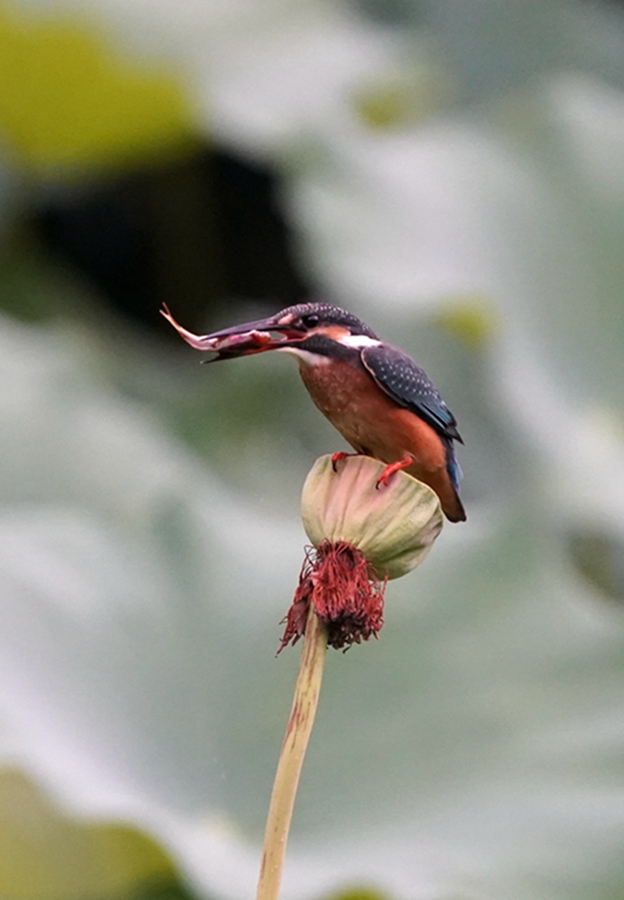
[1,1,624,899]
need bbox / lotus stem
[256,604,328,900]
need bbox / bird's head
[161,302,380,363]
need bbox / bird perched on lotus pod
[162,301,466,522]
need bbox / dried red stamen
[279,541,386,652]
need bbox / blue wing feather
[361,343,463,443]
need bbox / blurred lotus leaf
[0,1,193,174]
[321,889,389,900]
[0,769,189,900]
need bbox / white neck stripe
[276,346,330,366]
[339,334,381,348]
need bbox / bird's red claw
[375,456,413,490]
[331,451,357,472]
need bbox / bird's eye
[302,314,319,328]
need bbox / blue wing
[361,343,463,444]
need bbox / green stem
[256,605,328,900]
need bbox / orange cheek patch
[318,325,351,342]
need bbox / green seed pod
[301,455,443,580]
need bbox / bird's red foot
[375,456,413,489]
[331,451,358,472]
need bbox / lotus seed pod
[301,454,443,580]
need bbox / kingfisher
[161,301,466,522]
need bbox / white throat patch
[339,333,381,349]
[276,346,329,366]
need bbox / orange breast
[298,360,444,468]
[299,359,464,521]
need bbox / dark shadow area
[35,145,313,331]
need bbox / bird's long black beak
[160,305,299,360]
